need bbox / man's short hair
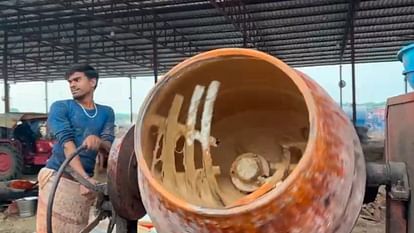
[65,64,99,88]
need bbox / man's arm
[99,141,111,154]
[63,141,90,178]
[99,107,115,152]
[48,101,89,178]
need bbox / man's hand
[80,177,97,200]
[82,135,101,151]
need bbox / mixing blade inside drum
[142,57,310,208]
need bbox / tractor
[0,113,53,181]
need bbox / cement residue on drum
[146,80,308,208]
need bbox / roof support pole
[339,64,343,109]
[152,17,158,84]
[45,80,49,113]
[350,13,356,126]
[339,0,359,126]
[242,4,247,48]
[405,76,408,94]
[129,75,133,123]
[73,22,79,63]
[3,30,10,113]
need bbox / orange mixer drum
[134,48,366,233]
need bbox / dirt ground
[352,187,386,233]
[0,211,386,233]
[0,139,387,233]
[0,191,386,233]
[0,214,384,233]
[0,214,36,233]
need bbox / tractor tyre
[0,145,23,181]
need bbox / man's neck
[76,96,95,109]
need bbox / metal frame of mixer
[361,91,414,233]
[381,92,414,233]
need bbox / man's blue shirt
[46,99,115,176]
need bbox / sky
[0,60,407,124]
[299,61,406,104]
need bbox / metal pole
[339,63,343,108]
[153,16,158,84]
[350,13,356,126]
[3,30,10,113]
[242,8,247,48]
[129,75,133,123]
[405,76,408,94]
[74,22,79,63]
[45,80,49,113]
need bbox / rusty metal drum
[107,125,146,220]
[134,48,366,233]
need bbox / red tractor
[0,113,53,181]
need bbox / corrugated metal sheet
[0,0,413,81]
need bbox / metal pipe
[350,12,356,126]
[366,161,410,201]
[339,63,343,108]
[405,76,408,93]
[242,9,247,48]
[153,16,158,84]
[129,75,133,123]
[366,162,390,187]
[73,22,79,63]
[3,30,10,113]
[45,80,49,113]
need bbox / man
[36,64,115,233]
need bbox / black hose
[46,146,86,233]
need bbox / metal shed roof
[1,0,413,82]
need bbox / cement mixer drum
[134,48,366,233]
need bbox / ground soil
[0,139,387,233]
[0,191,386,233]
[0,213,386,233]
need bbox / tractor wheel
[0,145,23,181]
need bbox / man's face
[67,71,96,100]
